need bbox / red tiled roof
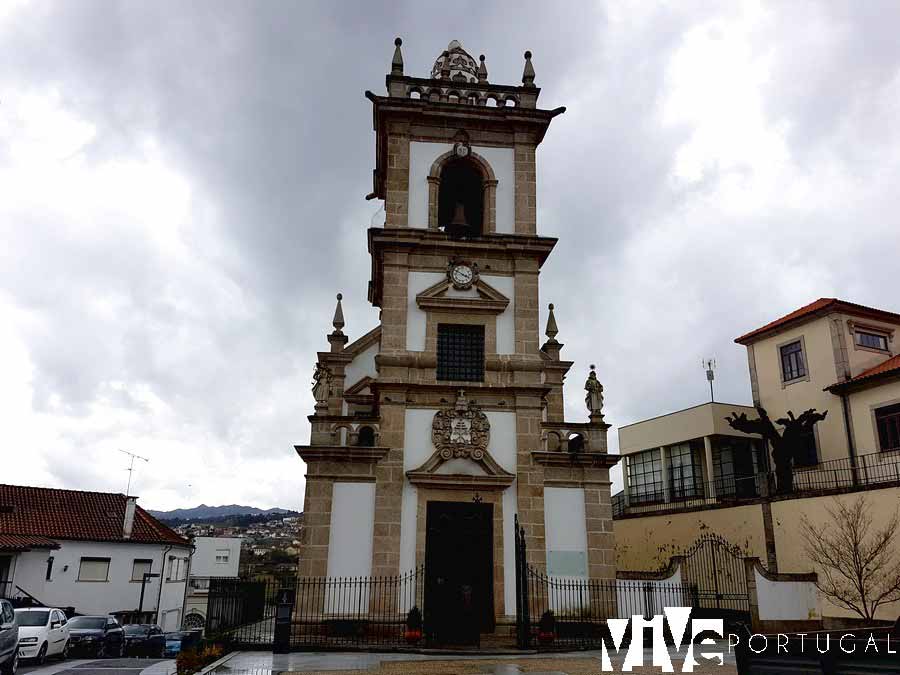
[827,354,900,392]
[0,484,188,547]
[0,534,59,552]
[735,298,900,345]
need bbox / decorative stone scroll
[431,390,490,461]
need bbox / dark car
[162,630,200,658]
[122,624,164,657]
[0,600,18,675]
[66,616,124,658]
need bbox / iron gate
[680,534,750,626]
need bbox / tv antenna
[702,358,717,402]
[119,449,149,496]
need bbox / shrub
[176,644,225,675]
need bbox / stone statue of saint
[584,365,604,415]
[312,364,331,404]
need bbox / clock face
[450,264,474,287]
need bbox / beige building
[614,298,900,621]
[294,39,618,638]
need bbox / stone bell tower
[295,38,619,629]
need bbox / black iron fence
[614,449,900,518]
[205,567,425,650]
[513,516,697,651]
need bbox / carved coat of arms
[432,390,490,461]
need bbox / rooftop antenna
[119,449,149,496]
[702,358,717,402]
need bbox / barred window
[437,324,484,382]
[780,340,806,382]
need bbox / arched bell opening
[356,425,376,447]
[438,157,484,238]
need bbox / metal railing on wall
[613,449,900,518]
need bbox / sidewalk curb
[197,650,240,675]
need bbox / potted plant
[538,609,556,645]
[404,606,423,644]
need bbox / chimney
[123,496,137,539]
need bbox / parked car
[0,600,18,675]
[67,616,124,658]
[123,624,164,657]
[13,608,70,664]
[162,630,200,657]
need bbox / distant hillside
[148,504,297,522]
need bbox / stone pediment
[406,391,514,490]
[415,278,509,315]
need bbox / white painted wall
[9,540,189,619]
[344,341,379,390]
[400,408,518,615]
[754,568,821,621]
[326,482,376,579]
[544,487,588,575]
[407,141,515,233]
[189,537,241,578]
[486,275,515,355]
[406,272,515,355]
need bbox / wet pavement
[19,657,173,675]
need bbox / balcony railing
[613,449,900,518]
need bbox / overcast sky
[2,1,900,512]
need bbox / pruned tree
[799,495,900,623]
[725,406,827,493]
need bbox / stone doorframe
[415,486,508,618]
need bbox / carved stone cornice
[415,278,509,315]
[405,471,514,490]
[294,445,389,464]
[531,451,621,469]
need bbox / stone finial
[545,303,559,342]
[391,37,404,75]
[477,54,488,83]
[332,293,345,334]
[522,50,536,88]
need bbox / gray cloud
[2,1,899,508]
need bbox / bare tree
[799,495,900,622]
[725,406,827,494]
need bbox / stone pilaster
[384,120,410,227]
[515,396,546,569]
[371,400,405,576]
[298,478,333,577]
[378,251,409,353]
[584,484,615,580]
[514,141,536,234]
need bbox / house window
[78,557,110,582]
[45,556,54,581]
[668,442,702,499]
[876,402,900,452]
[795,430,819,467]
[215,550,229,564]
[855,330,889,351]
[626,449,663,504]
[132,559,153,582]
[436,324,485,382]
[780,340,806,382]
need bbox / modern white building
[0,484,191,631]
[182,536,241,629]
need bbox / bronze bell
[450,201,468,228]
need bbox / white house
[182,536,241,629]
[0,484,191,631]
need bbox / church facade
[295,39,619,630]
